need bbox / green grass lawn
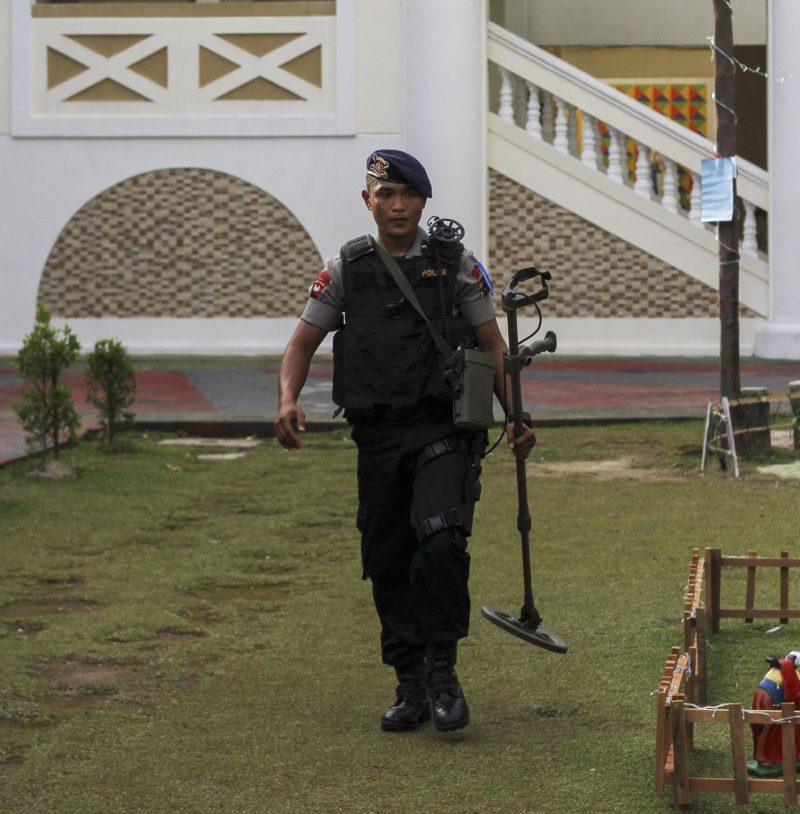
[1,422,799,813]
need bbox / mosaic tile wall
[488,168,727,318]
[40,165,749,323]
[38,168,321,318]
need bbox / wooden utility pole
[714,0,740,398]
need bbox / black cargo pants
[350,418,487,669]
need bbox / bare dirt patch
[4,620,46,637]
[188,582,292,602]
[33,660,149,688]
[529,457,687,481]
[25,460,76,479]
[173,658,217,691]
[178,605,224,624]
[159,437,262,461]
[0,576,85,594]
[0,715,54,730]
[36,694,114,711]
[0,599,102,619]
[157,628,208,641]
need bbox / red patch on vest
[472,262,492,298]
[310,269,331,299]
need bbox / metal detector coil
[480,265,568,655]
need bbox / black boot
[426,642,470,732]
[380,662,431,732]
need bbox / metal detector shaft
[506,311,557,624]
[480,266,567,654]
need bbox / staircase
[487,23,769,317]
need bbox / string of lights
[707,29,794,84]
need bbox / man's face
[362,180,426,248]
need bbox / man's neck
[378,233,415,257]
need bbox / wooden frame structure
[656,547,800,807]
[706,548,800,633]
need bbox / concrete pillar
[755,1,800,359]
[404,0,487,263]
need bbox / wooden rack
[656,547,800,807]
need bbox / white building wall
[355,0,403,135]
[2,0,789,358]
[0,136,394,354]
[2,0,458,356]
[755,0,800,359]
[506,0,766,47]
[405,0,487,263]
[0,0,9,134]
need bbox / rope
[679,702,800,725]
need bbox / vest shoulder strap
[340,235,374,264]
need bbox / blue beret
[366,149,432,199]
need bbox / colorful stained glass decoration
[615,83,708,136]
[599,82,710,206]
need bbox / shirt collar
[375,226,427,258]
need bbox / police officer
[275,149,536,733]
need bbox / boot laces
[427,649,460,696]
[396,666,427,702]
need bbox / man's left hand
[506,423,537,459]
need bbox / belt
[346,401,451,423]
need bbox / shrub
[13,305,81,462]
[86,338,137,446]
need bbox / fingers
[275,408,305,450]
[506,424,537,459]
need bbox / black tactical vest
[332,236,475,416]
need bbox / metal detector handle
[506,330,557,439]
[502,267,552,313]
[505,330,558,380]
[520,331,557,365]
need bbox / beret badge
[368,154,390,180]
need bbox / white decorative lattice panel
[14,3,355,136]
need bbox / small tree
[13,305,81,462]
[86,338,136,446]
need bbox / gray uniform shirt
[300,227,496,332]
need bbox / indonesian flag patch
[310,269,331,299]
[472,260,495,297]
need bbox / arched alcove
[38,168,322,318]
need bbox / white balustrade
[661,158,679,214]
[498,68,514,123]
[525,81,541,139]
[606,127,624,184]
[541,91,555,143]
[513,75,528,128]
[567,104,579,158]
[742,201,758,255]
[490,59,766,255]
[581,113,598,170]
[553,97,569,154]
[689,172,702,224]
[634,141,651,198]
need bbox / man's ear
[361,189,371,209]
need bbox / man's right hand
[274,321,328,450]
[275,403,306,449]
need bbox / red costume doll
[749,652,800,777]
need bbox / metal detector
[480,267,568,655]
